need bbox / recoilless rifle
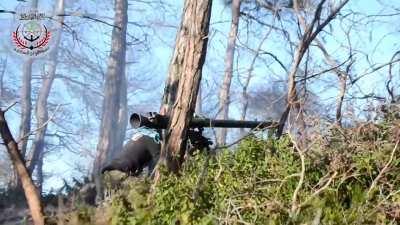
[130,112,277,151]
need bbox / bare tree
[161,0,212,172]
[277,0,349,137]
[315,40,353,127]
[11,0,39,190]
[92,0,128,199]
[26,0,65,193]
[238,23,277,135]
[0,107,44,225]
[293,3,353,127]
[216,0,241,146]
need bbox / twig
[56,13,121,30]
[229,200,252,225]
[17,104,63,143]
[311,208,323,225]
[289,133,306,217]
[299,171,338,209]
[224,198,232,225]
[3,101,18,112]
[192,152,210,200]
[351,58,400,84]
[213,123,278,151]
[0,9,119,29]
[214,156,224,182]
[295,57,352,83]
[368,140,399,195]
[272,173,301,199]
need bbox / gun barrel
[130,113,277,130]
[190,118,275,129]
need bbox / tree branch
[0,108,44,225]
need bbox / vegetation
[59,115,400,225]
[1,0,400,224]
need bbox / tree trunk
[115,71,128,157]
[277,43,304,137]
[26,0,65,181]
[19,0,39,158]
[0,109,44,225]
[195,84,202,115]
[18,59,33,159]
[160,62,179,116]
[314,40,348,127]
[14,0,39,189]
[159,6,191,115]
[93,0,127,200]
[0,58,6,98]
[336,75,347,126]
[216,0,241,146]
[36,151,44,194]
[161,0,212,173]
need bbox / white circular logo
[8,8,58,58]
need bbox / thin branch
[3,101,18,113]
[213,123,278,151]
[295,56,352,82]
[299,171,338,209]
[17,104,63,143]
[55,13,121,30]
[288,133,305,217]
[368,140,399,196]
[352,58,400,84]
[0,9,119,29]
[386,51,400,102]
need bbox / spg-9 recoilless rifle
[130,112,277,151]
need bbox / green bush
[70,119,400,224]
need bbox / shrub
[68,119,400,224]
